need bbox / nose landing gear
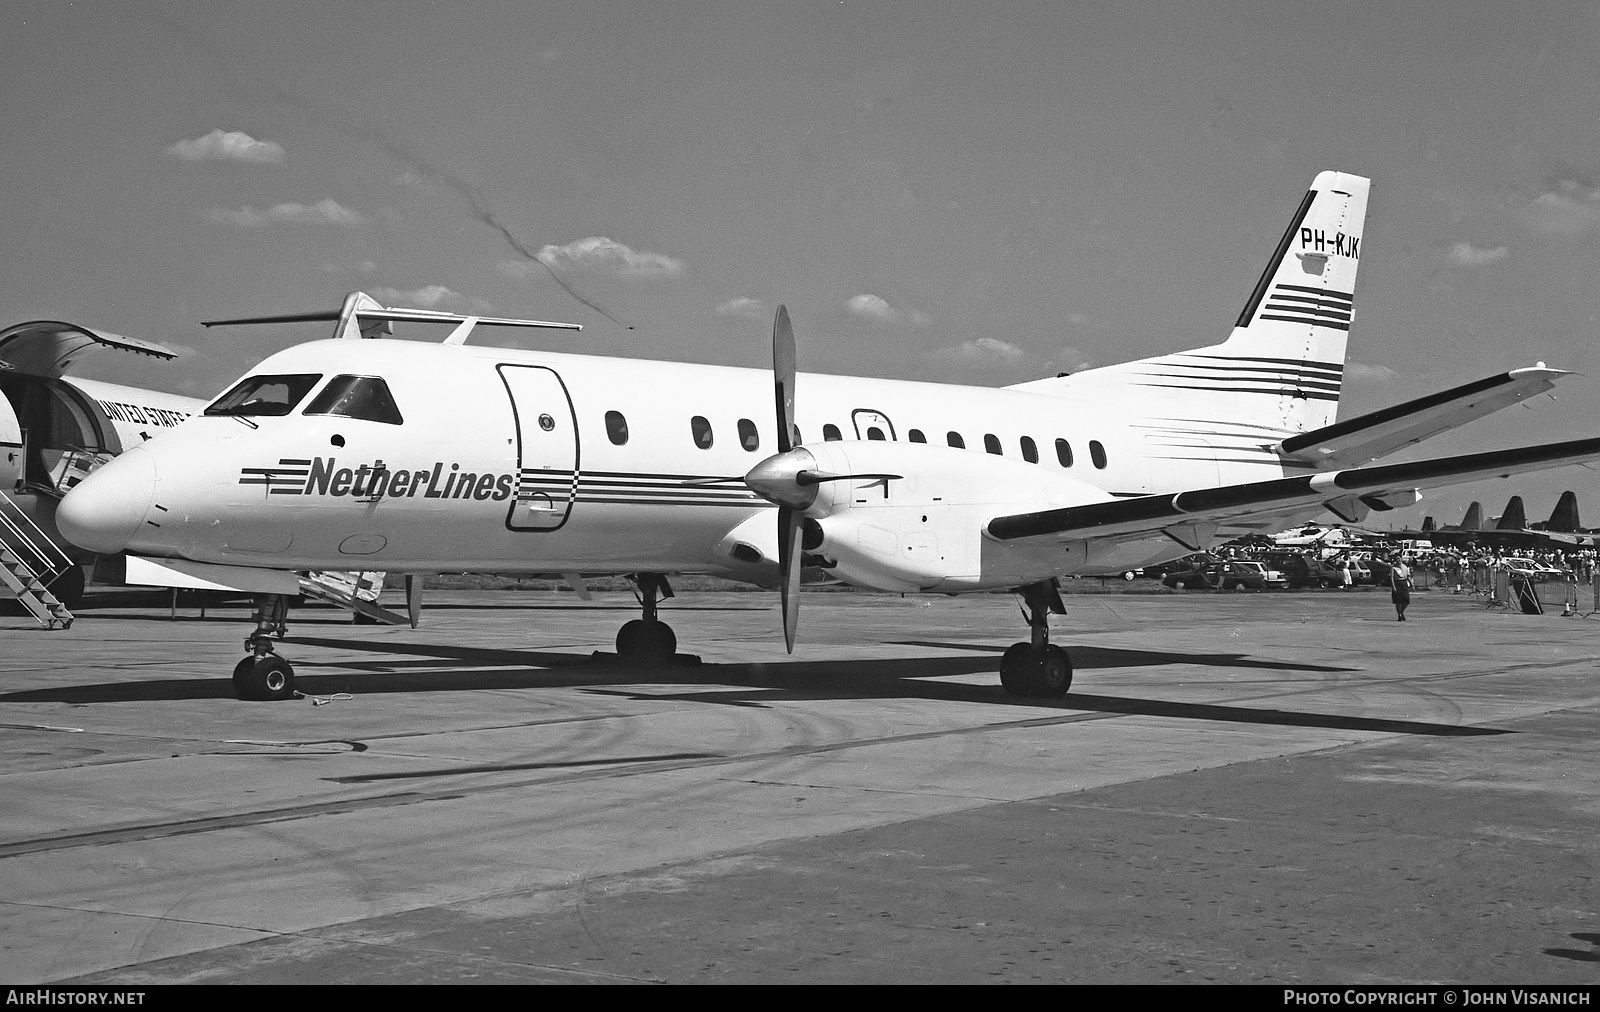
[998,580,1073,698]
[615,573,678,664]
[233,593,297,701]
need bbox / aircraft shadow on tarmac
[1544,932,1600,963]
[0,635,1504,737]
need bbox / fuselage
[57,336,1300,587]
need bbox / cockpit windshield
[204,374,323,418]
[303,375,404,425]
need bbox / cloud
[1524,180,1600,234]
[938,337,1027,364]
[536,236,684,277]
[715,297,766,318]
[1445,242,1509,267]
[846,294,898,322]
[370,285,470,310]
[166,129,284,163]
[206,199,364,226]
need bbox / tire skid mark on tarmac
[0,678,1503,862]
[0,710,1130,860]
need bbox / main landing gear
[233,593,297,701]
[615,572,678,664]
[999,580,1073,699]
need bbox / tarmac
[0,584,1596,984]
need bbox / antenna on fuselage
[201,290,583,345]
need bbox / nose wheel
[615,573,678,664]
[233,594,297,701]
[1000,581,1073,698]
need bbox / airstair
[298,570,408,625]
[0,491,75,629]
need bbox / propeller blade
[778,506,802,652]
[795,470,904,486]
[774,306,796,453]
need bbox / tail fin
[1008,171,1369,437]
[1496,496,1527,531]
[1421,516,1437,533]
[1460,502,1483,531]
[1545,491,1579,532]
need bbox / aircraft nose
[56,448,157,555]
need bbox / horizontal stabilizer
[1277,365,1567,469]
[0,321,178,378]
[988,437,1600,543]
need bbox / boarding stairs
[298,570,408,625]
[0,491,74,629]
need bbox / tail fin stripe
[1140,361,1343,378]
[1236,189,1319,329]
[1131,382,1340,401]
[1277,284,1353,302]
[1258,314,1350,331]
[1193,354,1344,373]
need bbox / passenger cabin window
[984,434,1002,455]
[303,375,405,425]
[738,418,760,451]
[1020,436,1039,463]
[691,415,714,449]
[866,426,886,441]
[908,429,926,443]
[206,373,322,418]
[605,410,629,445]
[947,431,965,449]
[1090,440,1107,468]
[823,423,842,441]
[1055,438,1073,467]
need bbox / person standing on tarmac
[1390,555,1413,621]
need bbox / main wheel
[232,654,296,701]
[1037,644,1073,697]
[999,642,1034,696]
[616,619,677,663]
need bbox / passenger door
[851,408,896,441]
[498,365,579,532]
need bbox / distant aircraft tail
[1421,516,1436,533]
[1496,496,1527,531]
[1544,491,1579,532]
[1011,171,1369,436]
[1460,502,1483,531]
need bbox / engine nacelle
[795,441,1113,592]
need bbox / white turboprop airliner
[55,171,1600,701]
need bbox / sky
[5,0,1600,528]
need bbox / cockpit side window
[205,374,322,418]
[303,375,405,425]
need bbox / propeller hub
[744,448,819,510]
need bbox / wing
[988,437,1600,548]
[1274,366,1567,469]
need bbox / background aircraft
[0,320,198,622]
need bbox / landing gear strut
[233,593,297,701]
[616,573,678,664]
[999,580,1073,698]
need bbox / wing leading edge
[988,437,1600,543]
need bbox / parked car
[1260,552,1341,588]
[1501,557,1565,581]
[1163,560,1277,591]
